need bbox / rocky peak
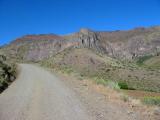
[79,28,92,35]
[78,28,100,49]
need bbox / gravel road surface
[0,64,94,120]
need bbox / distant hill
[1,26,160,61]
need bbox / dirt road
[0,64,94,120]
[0,64,158,120]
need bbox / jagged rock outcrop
[64,28,105,53]
[78,28,99,48]
[65,27,160,60]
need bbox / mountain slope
[144,56,160,69]
[65,27,160,59]
[1,26,160,61]
[1,34,79,61]
[41,48,160,92]
[1,26,160,92]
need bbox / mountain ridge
[1,26,160,61]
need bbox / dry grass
[142,97,160,106]
[40,48,160,92]
[144,56,160,69]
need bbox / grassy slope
[41,48,160,92]
[143,56,160,69]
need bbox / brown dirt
[124,90,160,99]
[54,70,160,120]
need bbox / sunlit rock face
[67,27,160,60]
[1,26,160,61]
[1,35,76,61]
[78,28,100,49]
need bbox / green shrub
[93,77,108,86]
[93,77,120,90]
[0,55,17,93]
[60,66,74,74]
[136,55,153,66]
[142,97,160,106]
[118,81,129,89]
[107,81,120,90]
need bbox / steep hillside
[41,48,160,92]
[1,26,160,61]
[2,34,79,61]
[65,27,160,60]
[144,56,160,69]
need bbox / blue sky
[0,0,160,45]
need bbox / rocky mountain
[1,26,160,61]
[1,26,160,93]
[66,27,160,60]
[2,34,79,61]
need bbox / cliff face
[97,27,160,59]
[64,27,160,60]
[1,26,160,61]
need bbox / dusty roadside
[54,70,160,120]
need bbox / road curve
[0,64,94,120]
